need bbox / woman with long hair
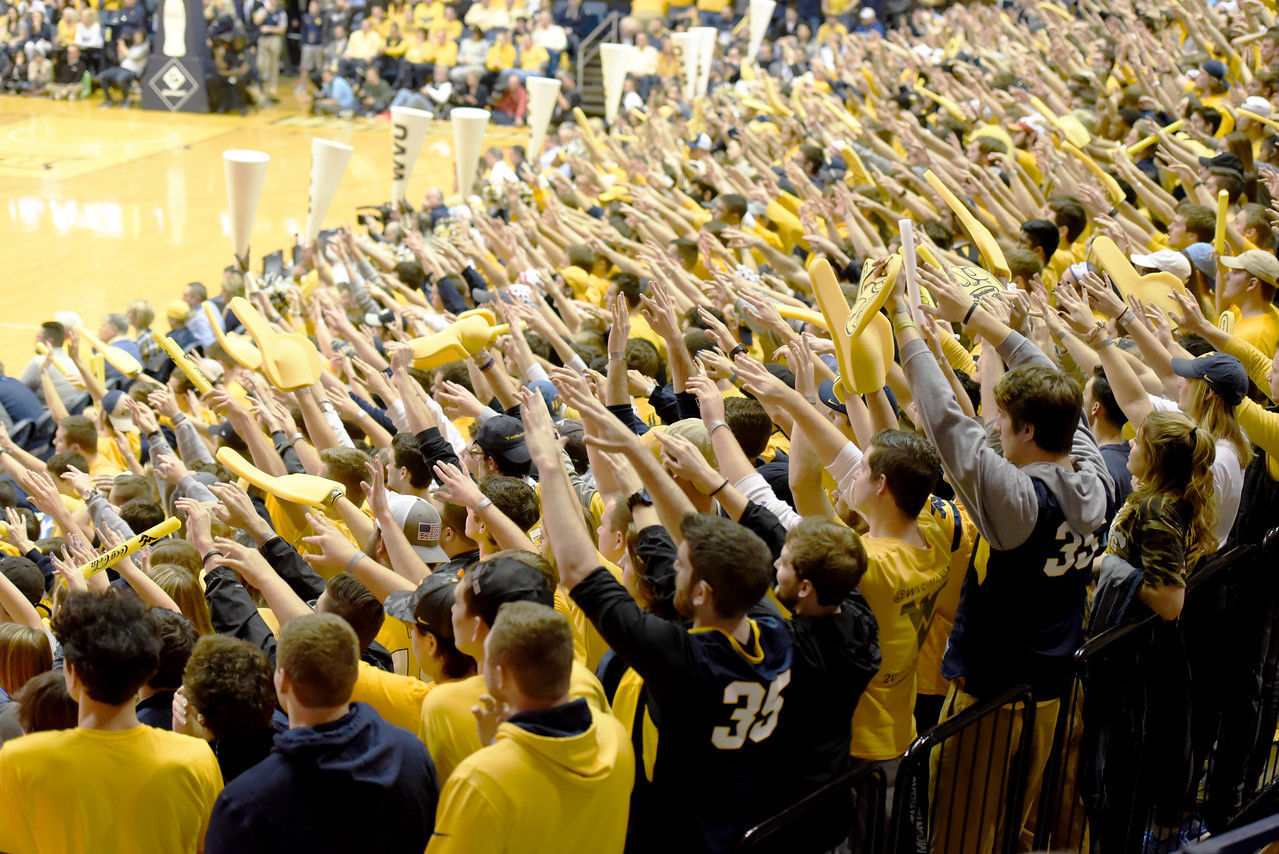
[149,564,216,636]
[0,623,55,746]
[1108,410,1219,621]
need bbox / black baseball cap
[464,555,553,627]
[384,571,461,639]
[0,556,44,605]
[1170,353,1248,407]
[1198,152,1244,175]
[474,415,531,467]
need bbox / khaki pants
[928,686,1059,854]
[257,34,283,95]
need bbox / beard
[673,581,693,619]
[774,584,798,612]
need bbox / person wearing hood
[884,267,1113,853]
[205,614,439,854]
[428,601,634,853]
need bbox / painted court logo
[149,59,199,112]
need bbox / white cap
[1130,249,1191,283]
[1241,96,1272,118]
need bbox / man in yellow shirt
[1220,249,1279,357]
[55,413,122,477]
[418,555,609,782]
[428,602,634,853]
[0,592,224,854]
[353,571,477,731]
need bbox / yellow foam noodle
[842,145,873,185]
[1088,236,1188,316]
[1062,142,1123,204]
[1238,109,1279,134]
[216,447,345,507]
[1127,119,1185,155]
[1215,188,1229,255]
[915,84,966,121]
[1038,2,1072,20]
[206,303,262,370]
[231,296,323,392]
[79,328,142,377]
[408,314,497,371]
[572,107,599,149]
[923,170,1011,280]
[35,342,49,356]
[156,332,213,394]
[89,353,105,389]
[79,517,182,579]
[1057,115,1092,148]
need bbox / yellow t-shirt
[419,661,611,782]
[555,558,624,673]
[350,661,435,732]
[486,42,516,71]
[404,40,432,63]
[630,0,668,15]
[413,0,443,27]
[850,508,956,760]
[428,19,462,40]
[426,39,458,67]
[0,726,223,854]
[1231,305,1279,358]
[519,44,549,72]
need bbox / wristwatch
[626,489,653,511]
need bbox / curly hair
[52,592,160,706]
[183,635,276,740]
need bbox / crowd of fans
[4,0,1279,851]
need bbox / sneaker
[1180,814,1208,843]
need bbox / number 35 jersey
[942,477,1104,702]
[570,567,794,854]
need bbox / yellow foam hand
[923,170,1011,280]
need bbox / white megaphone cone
[306,138,354,241]
[747,0,775,63]
[525,76,561,165]
[691,27,716,96]
[451,107,490,198]
[390,106,432,206]
[599,43,633,127]
[223,149,270,271]
[672,31,699,100]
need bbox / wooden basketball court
[0,94,526,372]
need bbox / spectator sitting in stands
[450,26,489,84]
[394,27,431,91]
[511,32,547,81]
[96,30,148,107]
[25,50,53,95]
[340,17,384,81]
[322,24,348,70]
[358,64,392,116]
[453,69,489,110]
[531,9,566,74]
[490,74,527,125]
[389,61,450,114]
[74,8,104,71]
[49,44,90,100]
[312,63,358,116]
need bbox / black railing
[890,684,1037,854]
[734,762,887,853]
[575,11,620,92]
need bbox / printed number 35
[1044,522,1099,578]
[711,671,791,750]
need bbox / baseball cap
[165,300,191,321]
[464,555,554,627]
[686,133,712,152]
[474,415,531,467]
[101,389,136,433]
[1241,95,1272,117]
[384,571,460,638]
[817,378,847,414]
[1170,353,1249,407]
[0,556,44,605]
[1129,249,1191,283]
[384,492,449,564]
[1202,59,1228,81]
[526,379,563,420]
[1184,242,1216,282]
[1198,151,1244,174]
[1220,249,1279,285]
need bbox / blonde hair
[1124,410,1219,563]
[1187,379,1254,470]
[663,418,718,468]
[0,623,53,695]
[149,565,215,635]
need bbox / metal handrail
[576,11,620,90]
